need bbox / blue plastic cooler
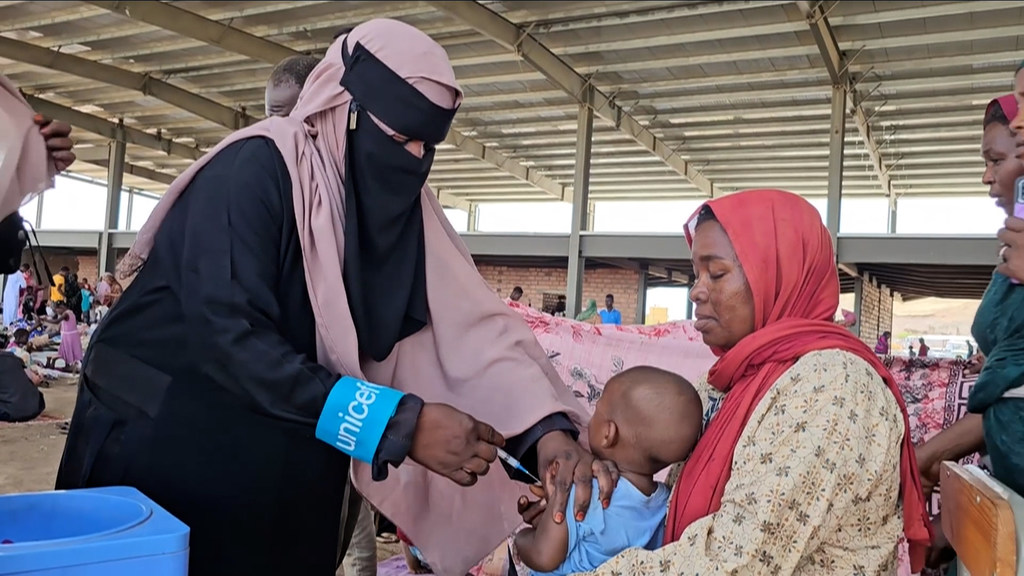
[0,486,189,575]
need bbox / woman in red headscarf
[574,189,931,575]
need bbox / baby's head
[587,366,702,475]
[12,329,29,347]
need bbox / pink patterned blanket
[462,306,973,576]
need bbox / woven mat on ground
[0,413,67,430]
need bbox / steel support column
[34,193,44,229]
[851,275,864,338]
[888,196,898,233]
[566,88,594,319]
[826,84,847,250]
[635,265,648,325]
[126,190,135,231]
[99,136,126,274]
[467,202,479,232]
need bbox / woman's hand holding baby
[536,431,619,524]
[524,431,620,525]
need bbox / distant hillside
[837,295,980,338]
[891,297,980,337]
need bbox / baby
[515,366,702,576]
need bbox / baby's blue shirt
[533,478,669,576]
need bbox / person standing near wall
[599,293,622,325]
[3,264,29,326]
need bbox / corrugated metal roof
[0,0,1019,206]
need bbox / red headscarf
[665,189,932,572]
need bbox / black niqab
[339,40,457,362]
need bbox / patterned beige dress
[580,350,906,576]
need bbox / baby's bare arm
[515,510,569,574]
[516,463,572,572]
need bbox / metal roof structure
[1,0,1020,304]
[2,0,1021,204]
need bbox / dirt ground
[0,377,77,495]
[0,377,402,567]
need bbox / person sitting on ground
[0,341,45,423]
[20,294,35,324]
[515,366,702,576]
[875,330,892,355]
[264,54,321,117]
[7,328,30,366]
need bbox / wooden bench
[940,462,1024,575]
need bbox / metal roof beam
[86,1,562,206]
[798,1,893,201]
[84,1,299,65]
[41,2,321,49]
[428,0,715,198]
[24,95,202,160]
[443,131,567,202]
[0,36,253,130]
[84,159,176,187]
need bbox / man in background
[47,266,69,315]
[599,293,622,325]
[264,54,321,117]
[508,286,523,302]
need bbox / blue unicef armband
[315,376,405,463]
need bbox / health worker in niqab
[56,19,614,576]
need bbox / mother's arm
[581,351,904,575]
[915,413,985,497]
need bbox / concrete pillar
[34,192,44,229]
[99,133,126,274]
[634,265,648,325]
[126,190,135,231]
[887,195,898,234]
[851,276,864,338]
[826,83,847,252]
[565,87,594,319]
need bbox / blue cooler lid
[0,486,189,573]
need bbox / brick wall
[18,251,104,295]
[76,255,99,286]
[856,277,893,347]
[475,264,640,324]
[22,251,645,324]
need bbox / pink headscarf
[0,75,55,219]
[987,93,1020,125]
[119,19,587,574]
